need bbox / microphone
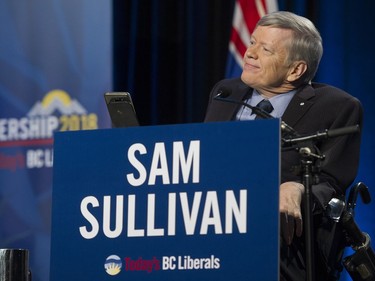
[214,88,273,119]
[213,87,297,135]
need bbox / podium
[50,120,280,281]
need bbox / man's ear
[287,61,307,82]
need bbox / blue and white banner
[0,1,112,281]
[51,121,280,281]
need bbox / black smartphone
[104,92,140,128]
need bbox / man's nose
[245,45,257,59]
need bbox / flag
[225,0,278,78]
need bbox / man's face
[241,26,294,96]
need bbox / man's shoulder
[311,82,350,96]
[310,82,359,102]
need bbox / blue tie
[255,99,273,119]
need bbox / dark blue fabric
[315,2,375,280]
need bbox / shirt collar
[249,89,297,118]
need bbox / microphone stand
[297,145,324,281]
[283,125,360,281]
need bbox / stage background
[0,0,374,281]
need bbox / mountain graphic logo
[104,255,123,276]
[27,89,87,117]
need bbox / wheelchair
[324,182,375,281]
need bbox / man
[204,11,362,280]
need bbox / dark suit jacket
[204,78,363,212]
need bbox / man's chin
[240,74,256,88]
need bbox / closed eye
[263,46,273,54]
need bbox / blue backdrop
[314,3,375,279]
[0,1,111,281]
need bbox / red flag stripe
[230,27,247,66]
[237,0,265,34]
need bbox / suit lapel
[282,84,315,127]
[225,80,253,120]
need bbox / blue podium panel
[50,120,280,281]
